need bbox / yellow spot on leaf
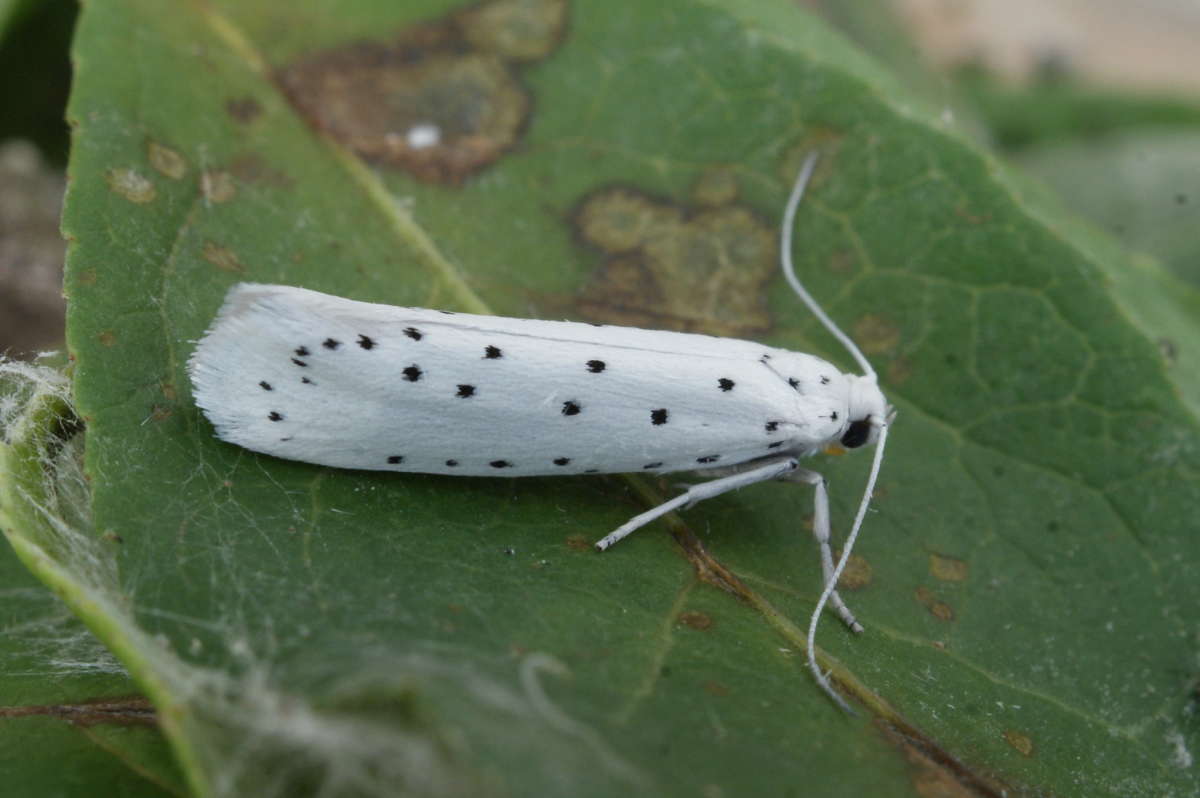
[929,552,969,582]
[456,0,567,61]
[202,241,244,273]
[105,168,156,204]
[201,170,236,203]
[832,550,872,590]
[574,188,775,335]
[1003,729,1034,758]
[147,141,187,180]
[853,314,900,356]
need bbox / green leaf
[0,362,185,796]
[48,0,1200,795]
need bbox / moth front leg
[784,467,864,634]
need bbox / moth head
[842,374,891,449]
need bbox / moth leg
[669,457,801,491]
[782,467,864,634]
[594,457,800,552]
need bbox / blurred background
[1,0,1197,358]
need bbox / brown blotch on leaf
[573,188,776,336]
[915,586,955,622]
[1158,337,1178,365]
[225,96,264,124]
[229,154,291,189]
[201,171,236,204]
[147,141,187,180]
[160,382,178,401]
[702,680,729,697]
[97,330,116,347]
[149,404,173,423]
[832,550,873,590]
[928,552,969,582]
[564,533,591,552]
[202,241,245,273]
[105,168,155,204]
[677,610,713,631]
[1003,729,1034,758]
[276,0,565,184]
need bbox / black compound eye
[840,418,872,449]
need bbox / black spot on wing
[651,408,668,425]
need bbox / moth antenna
[782,153,891,710]
[780,152,875,380]
[806,421,890,712]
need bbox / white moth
[188,154,892,710]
